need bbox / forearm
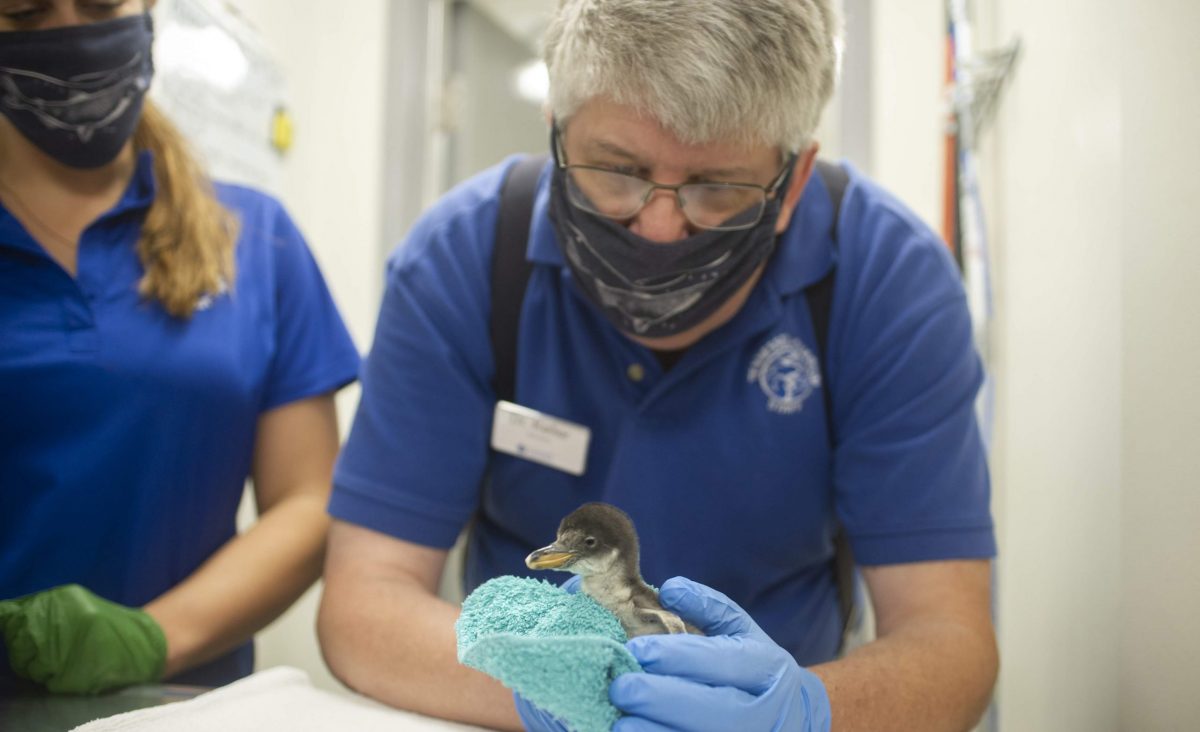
[811,616,998,732]
[318,572,522,731]
[144,492,329,678]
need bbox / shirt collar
[524,156,842,295]
[762,161,843,296]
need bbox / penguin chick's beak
[526,544,577,570]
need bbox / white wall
[870,0,945,231]
[1117,2,1200,728]
[991,1,1125,728]
[874,1,1200,729]
[218,0,390,693]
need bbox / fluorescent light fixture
[156,23,250,93]
[514,59,549,105]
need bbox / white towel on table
[72,666,493,732]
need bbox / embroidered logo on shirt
[194,279,230,313]
[747,334,821,415]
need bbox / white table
[0,667,495,732]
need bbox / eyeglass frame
[552,124,798,232]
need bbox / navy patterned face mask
[0,14,154,168]
[547,133,793,339]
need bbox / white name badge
[491,400,591,476]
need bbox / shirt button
[626,363,645,383]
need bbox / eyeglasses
[554,128,796,232]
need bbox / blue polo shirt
[0,152,360,688]
[331,157,994,665]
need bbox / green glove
[0,584,166,695]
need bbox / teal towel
[455,576,642,732]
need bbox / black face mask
[547,137,793,339]
[0,14,154,169]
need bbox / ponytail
[132,100,238,318]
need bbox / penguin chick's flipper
[633,607,703,636]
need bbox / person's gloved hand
[0,584,166,695]
[609,577,832,732]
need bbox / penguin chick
[525,502,701,638]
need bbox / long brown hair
[132,100,238,318]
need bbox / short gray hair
[543,0,841,150]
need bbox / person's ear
[773,143,820,234]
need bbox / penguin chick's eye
[584,537,597,548]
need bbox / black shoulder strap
[808,160,849,440]
[490,154,549,403]
[810,161,857,645]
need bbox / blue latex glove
[609,577,832,732]
[511,574,584,732]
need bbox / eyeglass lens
[565,167,767,231]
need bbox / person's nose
[628,188,690,243]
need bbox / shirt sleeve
[258,198,361,412]
[329,171,506,548]
[830,191,996,566]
